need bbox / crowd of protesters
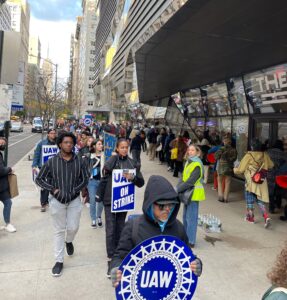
[1,118,286,298]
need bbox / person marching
[176,144,205,248]
[110,175,202,288]
[32,129,57,212]
[35,132,90,277]
[96,138,144,278]
[85,139,105,228]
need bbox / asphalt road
[7,125,42,167]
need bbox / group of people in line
[0,118,287,299]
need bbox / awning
[136,0,287,104]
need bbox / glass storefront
[164,63,287,161]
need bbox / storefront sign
[42,145,58,165]
[251,67,287,105]
[111,169,136,213]
[116,235,198,300]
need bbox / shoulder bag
[249,153,267,184]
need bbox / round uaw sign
[116,235,198,300]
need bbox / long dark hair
[89,139,103,154]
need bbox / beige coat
[234,151,274,203]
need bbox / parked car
[11,121,24,132]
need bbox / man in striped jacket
[36,132,89,277]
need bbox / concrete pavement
[0,150,286,300]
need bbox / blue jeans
[183,201,199,245]
[87,179,104,221]
[0,198,12,224]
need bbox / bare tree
[34,72,67,139]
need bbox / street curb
[12,147,35,168]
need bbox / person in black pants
[96,138,144,278]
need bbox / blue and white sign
[84,114,93,126]
[112,169,136,213]
[116,235,198,300]
[104,132,117,161]
[42,145,59,165]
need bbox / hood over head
[143,175,180,226]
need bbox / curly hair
[56,132,77,148]
[267,242,287,288]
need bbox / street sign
[116,235,198,300]
[111,169,136,213]
[83,118,92,126]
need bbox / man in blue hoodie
[110,175,202,286]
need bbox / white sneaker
[91,220,97,228]
[5,223,16,233]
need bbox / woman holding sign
[96,138,144,278]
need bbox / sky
[29,0,82,79]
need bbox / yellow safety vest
[182,161,205,201]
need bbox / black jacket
[111,175,188,269]
[130,135,143,151]
[0,151,11,196]
[96,154,144,206]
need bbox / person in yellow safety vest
[176,144,205,248]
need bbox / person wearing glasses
[110,175,202,288]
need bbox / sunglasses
[155,202,176,211]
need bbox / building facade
[71,16,82,119]
[0,1,11,30]
[75,0,98,117]
[92,0,188,120]
[7,0,30,113]
[25,35,41,118]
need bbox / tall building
[0,1,11,30]
[76,0,99,117]
[92,0,188,120]
[41,57,54,93]
[25,35,41,118]
[70,17,82,118]
[7,0,30,113]
[67,34,74,110]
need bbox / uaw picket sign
[104,132,117,161]
[116,235,198,300]
[42,145,59,165]
[112,169,136,213]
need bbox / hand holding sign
[112,169,136,213]
[115,235,198,300]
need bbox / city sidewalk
[0,150,286,300]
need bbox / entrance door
[250,114,287,149]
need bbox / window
[201,82,231,116]
[244,63,287,113]
[181,89,205,117]
[226,78,248,115]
